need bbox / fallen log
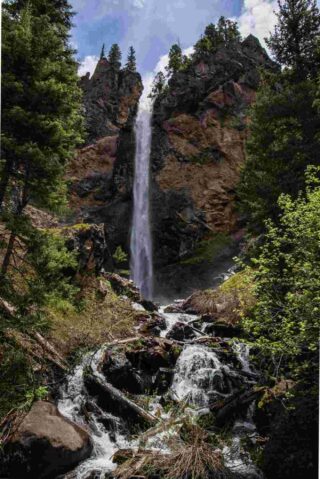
[211,387,265,426]
[85,374,157,429]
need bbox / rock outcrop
[66,58,143,264]
[4,401,92,479]
[68,36,277,285]
[80,58,143,144]
[150,35,278,266]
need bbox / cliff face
[67,59,142,242]
[68,37,277,278]
[79,58,143,143]
[151,35,278,266]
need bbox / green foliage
[194,16,241,58]
[108,43,122,69]
[242,167,320,380]
[0,216,78,333]
[125,46,137,72]
[0,340,34,419]
[113,246,128,265]
[167,43,183,75]
[181,233,232,265]
[266,0,320,79]
[238,74,320,231]
[1,0,83,213]
[149,71,167,100]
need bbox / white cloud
[238,0,278,48]
[78,55,99,77]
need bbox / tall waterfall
[130,94,153,299]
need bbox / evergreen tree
[216,16,241,44]
[238,0,320,232]
[166,43,183,75]
[194,16,241,58]
[266,0,320,78]
[1,0,83,298]
[148,72,166,99]
[125,46,136,72]
[108,43,122,69]
[238,75,320,230]
[100,43,105,59]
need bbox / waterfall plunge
[130,93,153,299]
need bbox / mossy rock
[181,233,233,265]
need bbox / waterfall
[130,93,153,300]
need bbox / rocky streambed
[2,285,266,479]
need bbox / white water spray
[130,90,153,299]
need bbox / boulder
[4,401,92,479]
[125,338,179,373]
[204,322,243,338]
[166,322,197,341]
[101,350,152,394]
[138,313,166,336]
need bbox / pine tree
[148,72,166,99]
[266,0,320,78]
[194,16,241,59]
[238,1,320,231]
[238,76,320,230]
[1,0,83,291]
[166,43,183,75]
[108,43,122,69]
[100,43,105,59]
[125,46,136,72]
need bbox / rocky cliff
[66,58,142,261]
[150,35,278,267]
[68,36,277,288]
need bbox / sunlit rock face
[150,34,279,266]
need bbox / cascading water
[130,93,153,300]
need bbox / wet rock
[204,322,243,338]
[166,321,196,341]
[138,313,166,337]
[101,350,152,394]
[125,338,179,373]
[153,367,175,394]
[163,303,182,313]
[4,401,92,479]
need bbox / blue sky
[71,0,320,80]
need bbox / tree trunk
[0,158,13,210]
[85,374,157,427]
[1,231,16,275]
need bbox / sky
[72,0,320,87]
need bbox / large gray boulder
[4,401,93,479]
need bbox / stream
[58,301,263,479]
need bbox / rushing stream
[58,302,263,479]
[130,93,153,300]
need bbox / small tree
[100,43,105,59]
[242,167,320,381]
[266,0,320,78]
[216,16,241,44]
[148,72,167,99]
[194,17,241,59]
[125,46,136,72]
[108,43,122,69]
[166,43,183,75]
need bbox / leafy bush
[242,167,320,381]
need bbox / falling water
[130,92,153,299]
